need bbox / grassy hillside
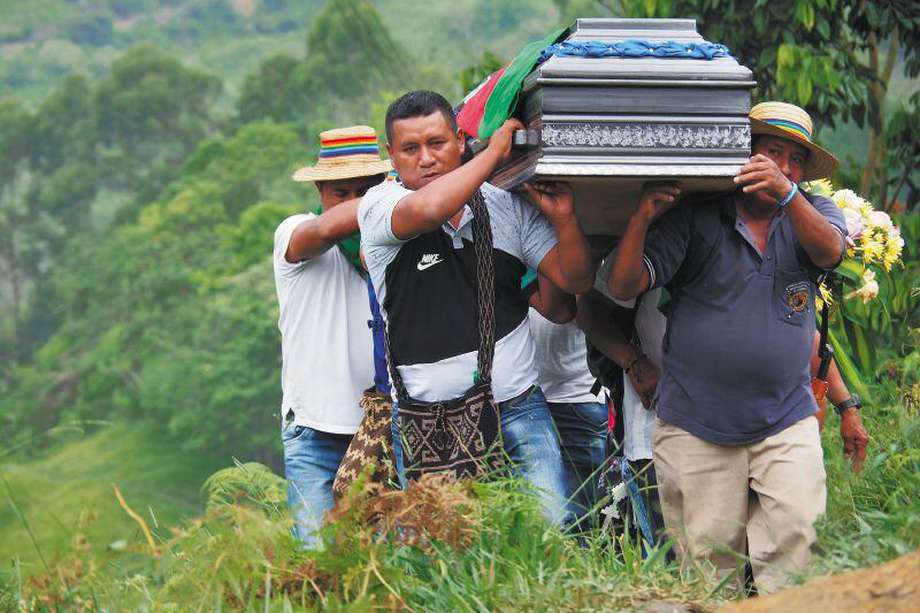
[0,424,223,573]
[1,395,917,610]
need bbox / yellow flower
[816,283,834,310]
[829,187,901,282]
[883,232,905,271]
[805,178,834,197]
[859,234,884,264]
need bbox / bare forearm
[549,213,593,293]
[576,293,640,368]
[786,193,845,269]
[285,200,359,263]
[391,148,501,239]
[608,214,652,300]
[529,274,576,323]
[825,358,851,406]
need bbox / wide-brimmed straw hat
[749,102,839,181]
[292,125,392,182]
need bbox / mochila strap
[385,189,496,402]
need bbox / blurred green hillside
[0,0,558,107]
[2,0,917,476]
[0,424,220,571]
[1,2,918,607]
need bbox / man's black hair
[385,90,457,144]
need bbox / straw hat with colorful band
[749,101,839,181]
[292,125,392,182]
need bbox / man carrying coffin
[606,102,850,592]
[273,126,390,546]
[359,90,594,526]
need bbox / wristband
[777,181,799,208]
[834,394,861,417]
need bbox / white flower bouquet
[803,179,910,393]
[805,179,905,306]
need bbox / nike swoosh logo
[417,258,444,271]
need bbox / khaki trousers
[653,416,826,594]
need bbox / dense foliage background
[0,0,565,463]
[0,1,917,608]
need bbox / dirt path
[720,549,919,612]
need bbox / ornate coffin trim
[532,162,747,177]
[541,122,751,150]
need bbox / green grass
[0,423,221,576]
[813,397,920,573]
[2,393,917,610]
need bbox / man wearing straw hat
[273,125,391,546]
[606,102,849,592]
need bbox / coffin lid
[523,18,754,89]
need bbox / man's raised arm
[390,119,523,239]
[608,183,682,300]
[785,193,845,269]
[735,153,844,269]
[523,181,594,294]
[285,199,360,263]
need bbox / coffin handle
[512,129,540,148]
[469,129,539,155]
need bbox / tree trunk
[4,206,21,361]
[877,33,899,211]
[859,28,899,202]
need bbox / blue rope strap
[539,39,732,63]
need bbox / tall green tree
[3,120,309,460]
[847,2,919,208]
[0,98,33,370]
[94,44,222,199]
[303,0,410,98]
[236,0,410,129]
[1,46,227,375]
[236,53,303,125]
[28,74,98,231]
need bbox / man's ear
[456,128,466,154]
[314,181,324,194]
[385,141,394,160]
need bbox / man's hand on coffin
[636,182,682,224]
[521,181,575,221]
[389,117,522,239]
[524,179,594,294]
[486,118,525,164]
[734,154,792,201]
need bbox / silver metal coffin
[492,18,756,236]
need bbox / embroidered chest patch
[785,281,810,312]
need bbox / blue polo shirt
[644,193,846,445]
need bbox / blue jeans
[392,386,570,526]
[548,401,608,529]
[281,421,351,548]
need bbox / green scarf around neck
[313,205,363,272]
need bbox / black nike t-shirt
[358,180,558,402]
